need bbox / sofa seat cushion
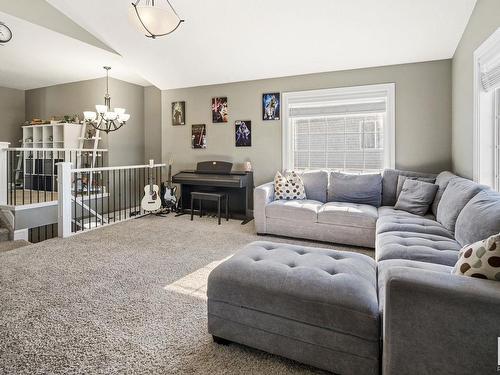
[378,206,436,221]
[317,202,378,229]
[265,199,322,222]
[208,241,379,341]
[376,231,461,266]
[377,259,452,316]
[377,207,453,239]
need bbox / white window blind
[480,59,500,92]
[282,84,395,173]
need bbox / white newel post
[0,142,11,206]
[57,162,72,238]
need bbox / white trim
[72,163,165,173]
[281,83,395,171]
[473,27,500,184]
[5,147,108,152]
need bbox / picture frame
[212,97,228,123]
[172,101,186,125]
[192,124,207,149]
[235,120,251,147]
[262,93,280,120]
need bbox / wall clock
[0,23,12,44]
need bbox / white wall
[25,77,145,166]
[452,0,500,178]
[144,86,162,163]
[162,60,452,186]
[0,86,25,146]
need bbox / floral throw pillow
[274,171,306,200]
[452,233,500,281]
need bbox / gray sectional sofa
[208,169,500,375]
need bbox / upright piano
[172,161,253,223]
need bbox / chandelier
[130,0,184,39]
[83,67,130,133]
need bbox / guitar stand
[155,208,171,217]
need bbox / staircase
[0,211,30,253]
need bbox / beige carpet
[0,215,372,374]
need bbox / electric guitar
[141,161,161,212]
[161,158,178,210]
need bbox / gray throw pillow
[396,175,436,199]
[328,172,382,207]
[394,179,438,216]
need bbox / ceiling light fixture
[83,67,130,133]
[130,0,184,39]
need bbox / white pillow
[452,233,500,281]
[274,171,306,200]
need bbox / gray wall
[25,77,145,166]
[161,59,452,186]
[144,86,162,163]
[0,86,25,146]
[452,0,500,179]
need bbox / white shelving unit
[20,123,83,191]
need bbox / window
[474,29,500,191]
[282,84,395,173]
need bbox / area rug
[0,215,372,374]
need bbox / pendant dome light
[130,0,184,39]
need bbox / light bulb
[83,111,97,121]
[96,105,107,114]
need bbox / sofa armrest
[383,267,500,375]
[253,182,274,233]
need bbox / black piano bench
[190,192,229,225]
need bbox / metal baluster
[50,150,54,202]
[73,172,77,232]
[101,163,104,227]
[37,151,41,203]
[118,169,122,221]
[21,150,25,205]
[107,170,110,224]
[8,151,12,205]
[43,151,47,203]
[113,170,116,223]
[135,168,138,215]
[29,152,32,204]
[81,171,84,231]
[128,169,132,217]
[95,170,98,229]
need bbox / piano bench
[190,192,229,225]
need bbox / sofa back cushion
[296,170,328,202]
[436,177,484,233]
[328,172,382,207]
[395,175,436,199]
[455,189,500,247]
[431,171,457,216]
[394,179,439,216]
[382,169,436,206]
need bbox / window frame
[473,28,500,191]
[281,83,396,171]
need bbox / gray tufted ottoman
[207,241,380,375]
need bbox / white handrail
[5,147,108,152]
[72,163,165,173]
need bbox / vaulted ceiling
[1,0,477,90]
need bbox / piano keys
[172,161,253,223]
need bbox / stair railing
[58,161,165,238]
